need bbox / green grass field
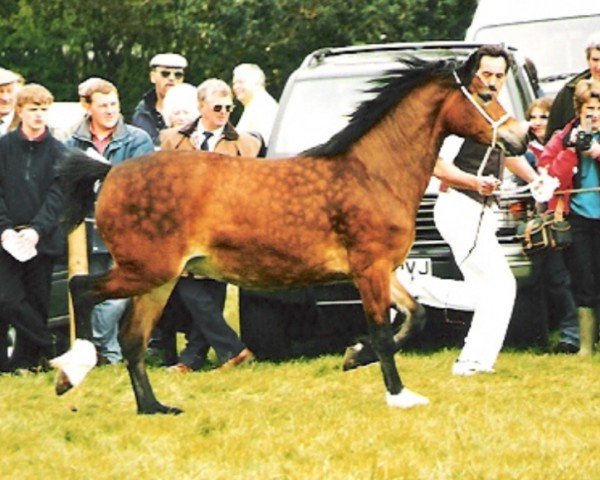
[1,348,598,479]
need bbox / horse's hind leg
[120,279,181,415]
[70,274,105,339]
[51,273,109,395]
[354,263,429,408]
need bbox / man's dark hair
[458,44,511,85]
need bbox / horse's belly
[186,244,350,289]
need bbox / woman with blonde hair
[161,83,198,129]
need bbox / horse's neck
[352,82,448,210]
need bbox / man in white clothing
[232,63,279,146]
[344,45,547,376]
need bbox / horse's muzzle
[500,122,528,156]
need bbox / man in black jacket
[132,53,188,146]
[0,84,67,371]
[545,32,600,142]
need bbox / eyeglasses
[529,114,549,120]
[157,69,184,80]
[212,104,234,113]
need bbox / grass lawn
[0,347,598,480]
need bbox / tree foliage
[0,0,476,116]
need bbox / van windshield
[268,75,375,157]
[473,15,598,82]
[268,72,520,158]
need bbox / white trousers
[415,189,516,369]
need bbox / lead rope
[451,72,511,267]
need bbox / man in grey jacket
[66,78,154,363]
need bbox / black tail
[59,148,112,231]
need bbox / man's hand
[1,228,38,262]
[586,141,600,160]
[1,228,17,244]
[529,171,559,203]
[18,228,40,248]
[476,175,501,196]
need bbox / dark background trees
[0,0,476,117]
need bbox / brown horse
[54,56,526,414]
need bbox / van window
[269,75,376,157]
[269,69,525,158]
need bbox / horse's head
[441,48,528,156]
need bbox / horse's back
[94,150,415,287]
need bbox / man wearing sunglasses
[161,78,260,155]
[132,52,187,146]
[159,78,260,373]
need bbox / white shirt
[196,123,224,152]
[236,89,278,144]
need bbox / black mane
[302,56,463,158]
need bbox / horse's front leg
[354,263,429,409]
[120,281,182,415]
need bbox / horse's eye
[478,93,492,103]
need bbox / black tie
[200,131,213,151]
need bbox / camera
[571,113,594,153]
[574,129,593,152]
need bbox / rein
[451,71,512,267]
[495,185,600,199]
[452,71,511,176]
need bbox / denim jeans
[89,254,128,363]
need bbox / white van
[465,0,599,96]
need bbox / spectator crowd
[0,31,599,378]
[0,54,279,374]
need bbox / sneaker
[452,360,495,377]
[219,348,255,370]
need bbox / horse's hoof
[138,404,184,415]
[386,388,430,408]
[55,370,74,396]
[166,406,184,415]
[49,339,97,389]
[342,343,377,371]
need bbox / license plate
[400,258,432,277]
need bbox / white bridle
[452,71,511,176]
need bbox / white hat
[0,68,19,86]
[149,53,188,69]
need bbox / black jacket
[132,89,166,146]
[0,127,66,256]
[544,69,591,143]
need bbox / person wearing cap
[0,68,21,136]
[132,53,188,146]
[65,78,154,364]
[545,32,600,141]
